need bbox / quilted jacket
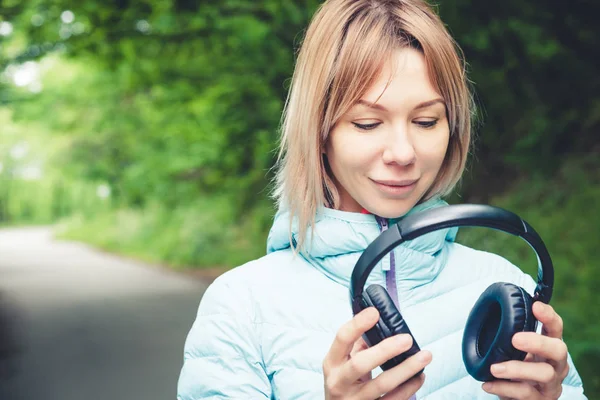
[177,198,586,399]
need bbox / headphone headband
[350,204,554,309]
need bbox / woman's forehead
[354,48,443,111]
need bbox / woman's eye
[414,119,438,128]
[352,122,380,131]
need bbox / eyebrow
[356,98,446,112]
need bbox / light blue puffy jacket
[177,198,586,399]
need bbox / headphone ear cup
[362,284,421,371]
[462,282,537,381]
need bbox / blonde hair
[272,0,473,252]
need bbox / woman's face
[325,47,450,218]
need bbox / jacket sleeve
[560,352,587,399]
[177,273,272,400]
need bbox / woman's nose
[381,124,416,166]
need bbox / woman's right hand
[323,307,432,400]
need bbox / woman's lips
[371,178,419,196]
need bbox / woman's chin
[363,198,419,219]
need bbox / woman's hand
[482,302,570,399]
[323,307,432,400]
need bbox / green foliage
[57,195,275,268]
[3,1,322,214]
[437,0,600,196]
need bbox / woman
[177,0,586,398]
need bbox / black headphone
[350,204,554,382]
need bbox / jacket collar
[267,197,458,293]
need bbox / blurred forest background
[0,0,598,396]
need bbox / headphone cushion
[462,282,537,381]
[365,284,409,337]
[362,284,421,371]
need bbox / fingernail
[395,334,410,346]
[535,302,545,314]
[482,382,493,391]
[416,350,431,362]
[491,364,505,374]
[367,307,379,318]
[512,334,526,347]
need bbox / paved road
[0,227,209,400]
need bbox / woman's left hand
[482,301,570,399]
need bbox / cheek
[327,130,375,173]
[414,130,449,168]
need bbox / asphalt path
[0,227,210,400]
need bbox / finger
[350,336,369,357]
[325,307,379,367]
[358,350,432,399]
[350,338,372,383]
[532,302,563,339]
[482,380,543,399]
[512,332,568,366]
[490,360,556,384]
[380,373,426,399]
[339,333,415,385]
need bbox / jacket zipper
[375,216,400,309]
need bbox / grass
[55,195,275,271]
